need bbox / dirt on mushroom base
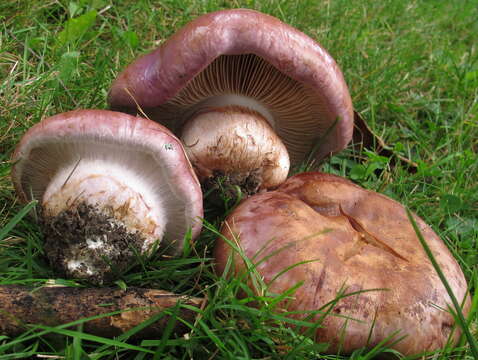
[202,169,264,206]
[41,202,147,285]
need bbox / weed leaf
[56,10,97,47]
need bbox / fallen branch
[0,285,204,338]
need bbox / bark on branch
[0,285,204,337]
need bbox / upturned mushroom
[12,109,203,284]
[214,172,470,356]
[108,9,354,193]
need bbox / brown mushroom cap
[108,9,354,163]
[214,172,470,356]
[12,109,203,282]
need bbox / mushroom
[12,109,203,284]
[108,9,354,193]
[214,172,471,356]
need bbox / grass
[1,0,477,358]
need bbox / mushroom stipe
[108,9,354,193]
[11,109,203,284]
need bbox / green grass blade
[405,208,478,358]
[153,302,181,359]
[0,201,37,242]
[72,324,83,360]
[32,325,155,354]
[459,271,478,349]
[0,307,160,354]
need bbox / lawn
[0,0,477,358]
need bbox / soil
[202,169,262,207]
[40,202,145,285]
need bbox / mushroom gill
[108,9,354,192]
[12,110,203,284]
[156,54,331,165]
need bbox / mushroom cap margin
[108,9,354,161]
[11,109,204,245]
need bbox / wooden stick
[0,285,204,337]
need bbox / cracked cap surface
[215,172,470,355]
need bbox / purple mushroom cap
[108,9,354,164]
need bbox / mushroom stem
[180,101,290,194]
[41,159,166,283]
